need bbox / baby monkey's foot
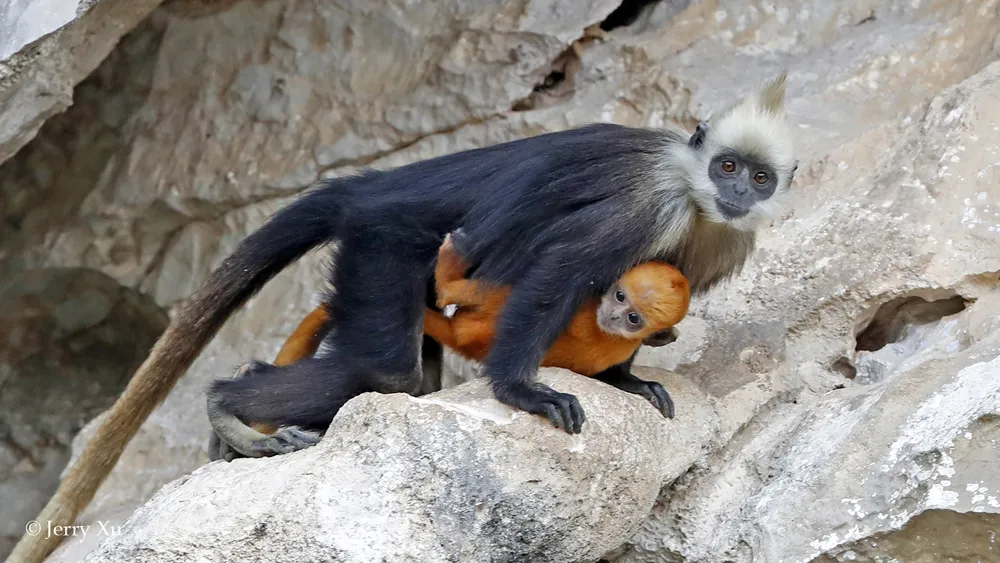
[247,426,321,457]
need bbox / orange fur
[425,238,689,375]
[273,307,330,367]
[274,240,691,380]
[253,307,331,434]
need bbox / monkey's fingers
[494,382,586,434]
[208,430,227,462]
[541,403,567,432]
[601,374,675,419]
[647,383,676,419]
[209,430,249,462]
[449,227,472,255]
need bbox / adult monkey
[10,73,795,563]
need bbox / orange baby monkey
[423,233,689,417]
[272,233,690,419]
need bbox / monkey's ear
[688,122,709,149]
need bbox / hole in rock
[599,0,665,31]
[511,0,667,112]
[0,268,168,559]
[831,357,857,380]
[855,294,968,352]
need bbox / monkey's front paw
[247,427,321,457]
[494,382,586,434]
[617,378,675,419]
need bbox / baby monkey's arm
[434,232,495,310]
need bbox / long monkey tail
[6,182,345,563]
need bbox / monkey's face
[708,152,778,220]
[681,74,797,232]
[684,135,797,231]
[597,284,647,337]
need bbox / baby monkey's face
[597,284,647,337]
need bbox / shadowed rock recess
[0,0,998,562]
[0,269,167,558]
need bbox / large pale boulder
[72,369,712,563]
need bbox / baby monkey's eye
[627,312,640,325]
[754,171,769,184]
[721,160,736,173]
[615,290,625,302]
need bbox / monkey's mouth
[715,199,750,219]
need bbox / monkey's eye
[615,290,625,303]
[627,312,640,325]
[754,171,769,185]
[721,160,737,173]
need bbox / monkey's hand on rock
[595,369,675,419]
[493,381,586,434]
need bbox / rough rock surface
[72,369,710,563]
[0,268,167,558]
[0,0,162,164]
[0,0,997,562]
[614,60,1000,563]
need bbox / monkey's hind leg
[207,361,322,460]
[210,229,434,458]
[208,306,332,462]
[593,360,675,419]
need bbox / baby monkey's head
[596,262,691,341]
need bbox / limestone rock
[0,0,162,164]
[615,62,1000,563]
[0,0,998,561]
[0,268,166,558]
[619,289,1000,563]
[75,369,711,563]
[815,509,1000,563]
